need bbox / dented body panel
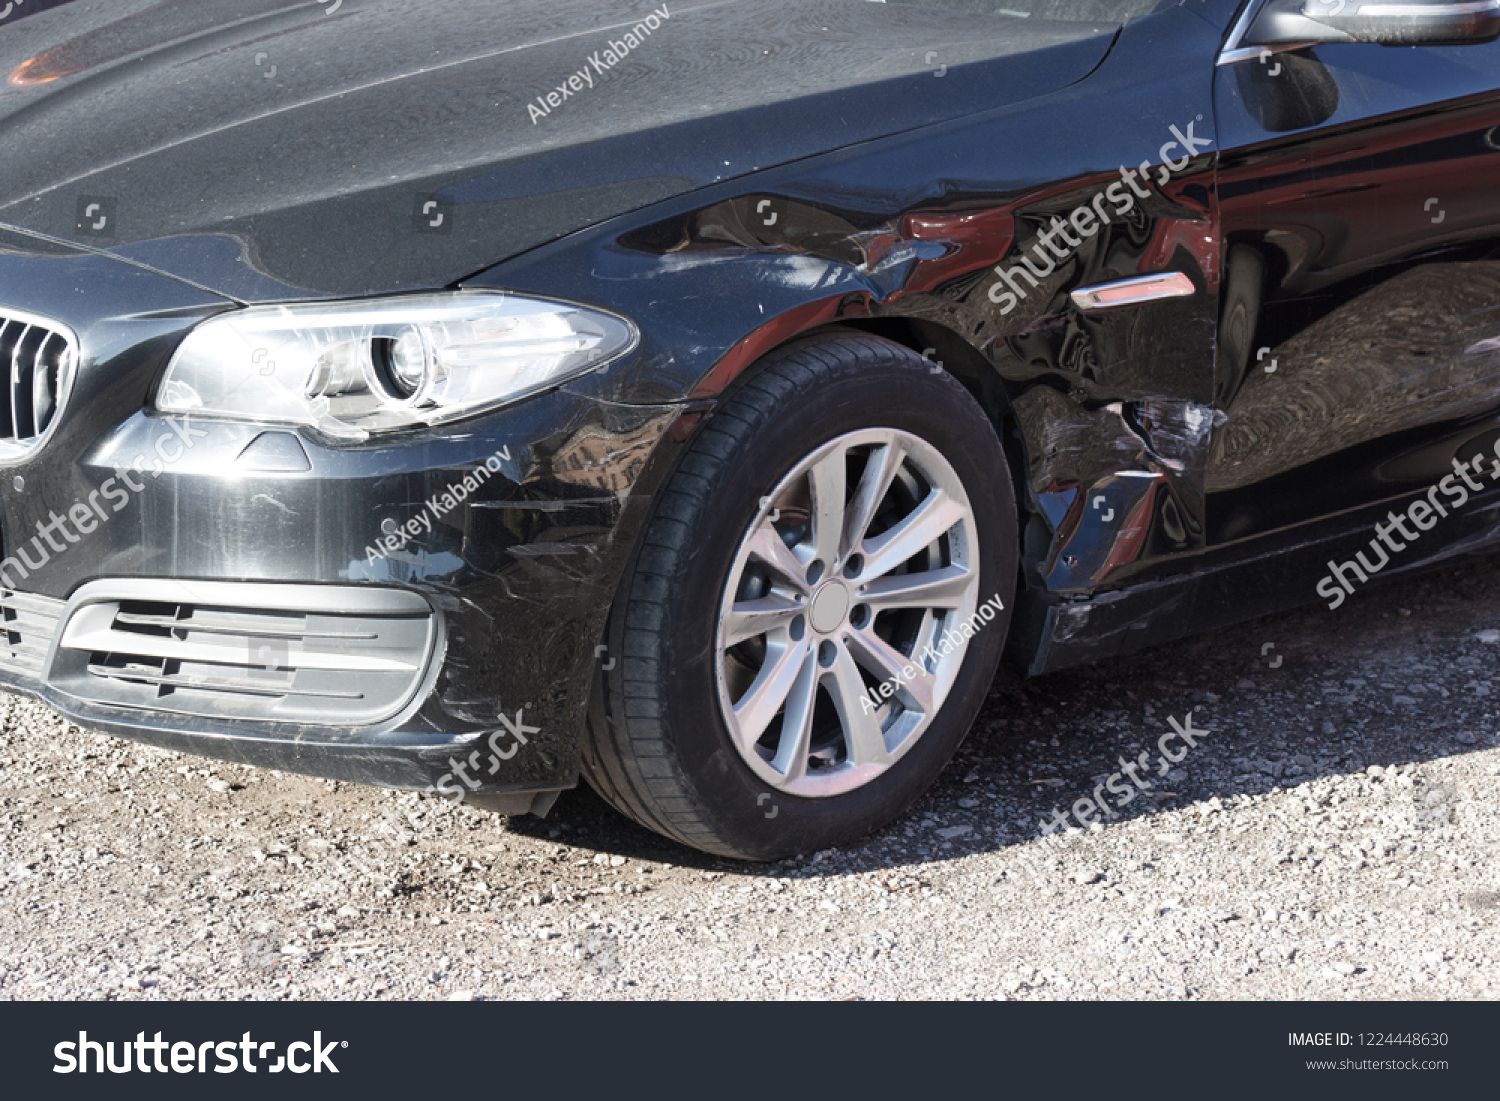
[483,3,1228,669]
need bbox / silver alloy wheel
[715,427,984,798]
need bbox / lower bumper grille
[35,580,436,726]
[0,589,64,677]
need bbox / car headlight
[155,291,638,440]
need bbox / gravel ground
[3,555,1500,1001]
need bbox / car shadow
[509,552,1500,878]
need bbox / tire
[581,332,1018,860]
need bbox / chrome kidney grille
[0,309,77,459]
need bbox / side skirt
[1016,493,1500,676]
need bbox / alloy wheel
[715,427,986,797]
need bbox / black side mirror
[1245,0,1500,46]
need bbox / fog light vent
[0,589,65,678]
[49,581,436,725]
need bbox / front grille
[0,589,64,677]
[47,580,438,726]
[0,308,77,458]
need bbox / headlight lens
[155,291,637,440]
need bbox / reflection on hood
[0,0,1119,301]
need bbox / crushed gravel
[3,556,1500,1000]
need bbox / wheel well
[676,318,1046,679]
[816,317,1030,516]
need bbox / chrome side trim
[1217,41,1320,64]
[1217,0,1500,63]
[1221,0,1273,55]
[1070,272,1198,312]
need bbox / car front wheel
[582,332,1018,859]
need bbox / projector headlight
[155,291,638,440]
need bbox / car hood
[0,0,1118,303]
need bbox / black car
[0,0,1495,859]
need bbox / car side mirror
[1245,0,1500,46]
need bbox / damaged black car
[0,0,1496,858]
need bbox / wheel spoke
[824,641,891,768]
[769,653,819,784]
[859,564,972,612]
[732,639,811,750]
[860,488,966,581]
[723,592,804,648]
[807,445,848,567]
[747,522,810,593]
[845,626,936,716]
[841,441,905,559]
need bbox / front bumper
[0,230,690,799]
[0,394,678,797]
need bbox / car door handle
[1070,272,1198,312]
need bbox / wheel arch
[699,313,1035,532]
[694,317,1045,677]
[831,317,1028,506]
